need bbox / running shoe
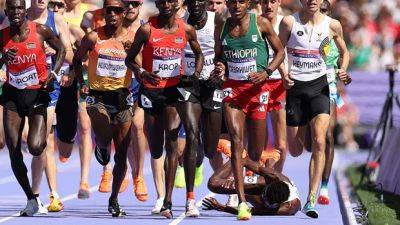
[226,194,239,208]
[134,176,148,202]
[99,171,112,193]
[318,187,330,205]
[20,198,39,217]
[160,202,173,219]
[119,178,129,193]
[151,197,164,214]
[36,197,48,214]
[94,145,110,166]
[78,182,91,199]
[48,194,64,212]
[59,154,69,163]
[174,166,185,188]
[237,202,251,220]
[302,201,319,218]
[185,199,199,217]
[108,199,127,217]
[194,163,204,187]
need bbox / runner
[214,0,284,219]
[203,156,301,216]
[0,0,66,216]
[317,0,349,205]
[25,0,74,213]
[279,0,350,218]
[125,0,204,218]
[261,0,287,172]
[207,0,227,19]
[73,0,135,216]
[174,0,225,215]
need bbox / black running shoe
[160,202,173,219]
[95,145,110,166]
[108,199,127,217]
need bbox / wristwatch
[265,68,273,78]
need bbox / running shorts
[56,79,78,144]
[181,79,223,113]
[1,84,49,117]
[49,80,60,107]
[138,85,182,114]
[222,79,271,120]
[266,79,285,112]
[86,88,134,124]
[286,75,330,126]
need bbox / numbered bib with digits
[46,56,52,70]
[8,66,39,89]
[177,87,191,101]
[140,94,153,108]
[326,66,336,83]
[213,89,224,102]
[244,175,258,184]
[86,95,96,105]
[126,93,134,106]
[227,59,257,80]
[152,57,181,78]
[96,54,127,78]
[222,87,233,99]
[259,92,269,104]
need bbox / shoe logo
[153,37,165,42]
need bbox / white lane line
[169,192,215,225]
[0,185,99,224]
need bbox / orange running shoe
[98,171,112,193]
[134,176,148,202]
[59,155,69,163]
[217,139,248,158]
[119,178,129,193]
[78,182,91,199]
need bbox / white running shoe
[20,199,39,216]
[151,197,164,214]
[226,194,239,208]
[185,199,199,217]
[36,197,48,214]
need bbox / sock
[34,194,39,198]
[51,191,59,199]
[321,180,329,189]
[187,192,195,200]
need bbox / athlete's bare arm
[72,31,97,86]
[54,13,74,64]
[257,16,284,73]
[243,157,289,183]
[330,19,350,83]
[37,24,66,75]
[81,11,95,34]
[278,15,294,89]
[125,23,160,86]
[185,24,204,76]
[209,19,225,85]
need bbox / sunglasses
[124,1,141,8]
[105,6,125,14]
[48,1,66,9]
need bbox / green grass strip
[347,165,400,225]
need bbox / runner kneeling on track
[203,156,301,216]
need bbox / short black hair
[320,0,331,15]
[265,181,290,205]
[6,0,26,7]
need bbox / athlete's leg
[224,102,246,204]
[287,126,306,157]
[4,110,35,199]
[202,109,223,171]
[271,109,287,172]
[177,102,202,199]
[78,103,93,188]
[246,119,266,163]
[0,105,6,149]
[308,113,330,203]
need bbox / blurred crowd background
[0,0,399,151]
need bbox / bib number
[86,96,95,105]
[126,93,134,106]
[222,88,232,99]
[152,57,181,78]
[244,175,258,184]
[140,94,153,108]
[260,92,269,104]
[56,63,70,83]
[96,55,127,78]
[213,89,223,102]
[8,66,39,89]
[177,87,191,101]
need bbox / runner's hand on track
[141,70,161,86]
[248,71,268,85]
[202,197,225,211]
[283,74,294,89]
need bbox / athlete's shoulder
[85,29,99,44]
[281,14,295,26]
[329,17,342,30]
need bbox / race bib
[185,52,215,79]
[126,93,134,106]
[326,66,336,83]
[85,96,95,105]
[213,89,223,102]
[227,59,257,80]
[222,87,232,99]
[177,87,191,101]
[96,54,127,78]
[152,57,181,78]
[56,63,70,83]
[140,94,153,108]
[259,92,269,104]
[8,66,39,89]
[244,175,258,184]
[46,56,52,70]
